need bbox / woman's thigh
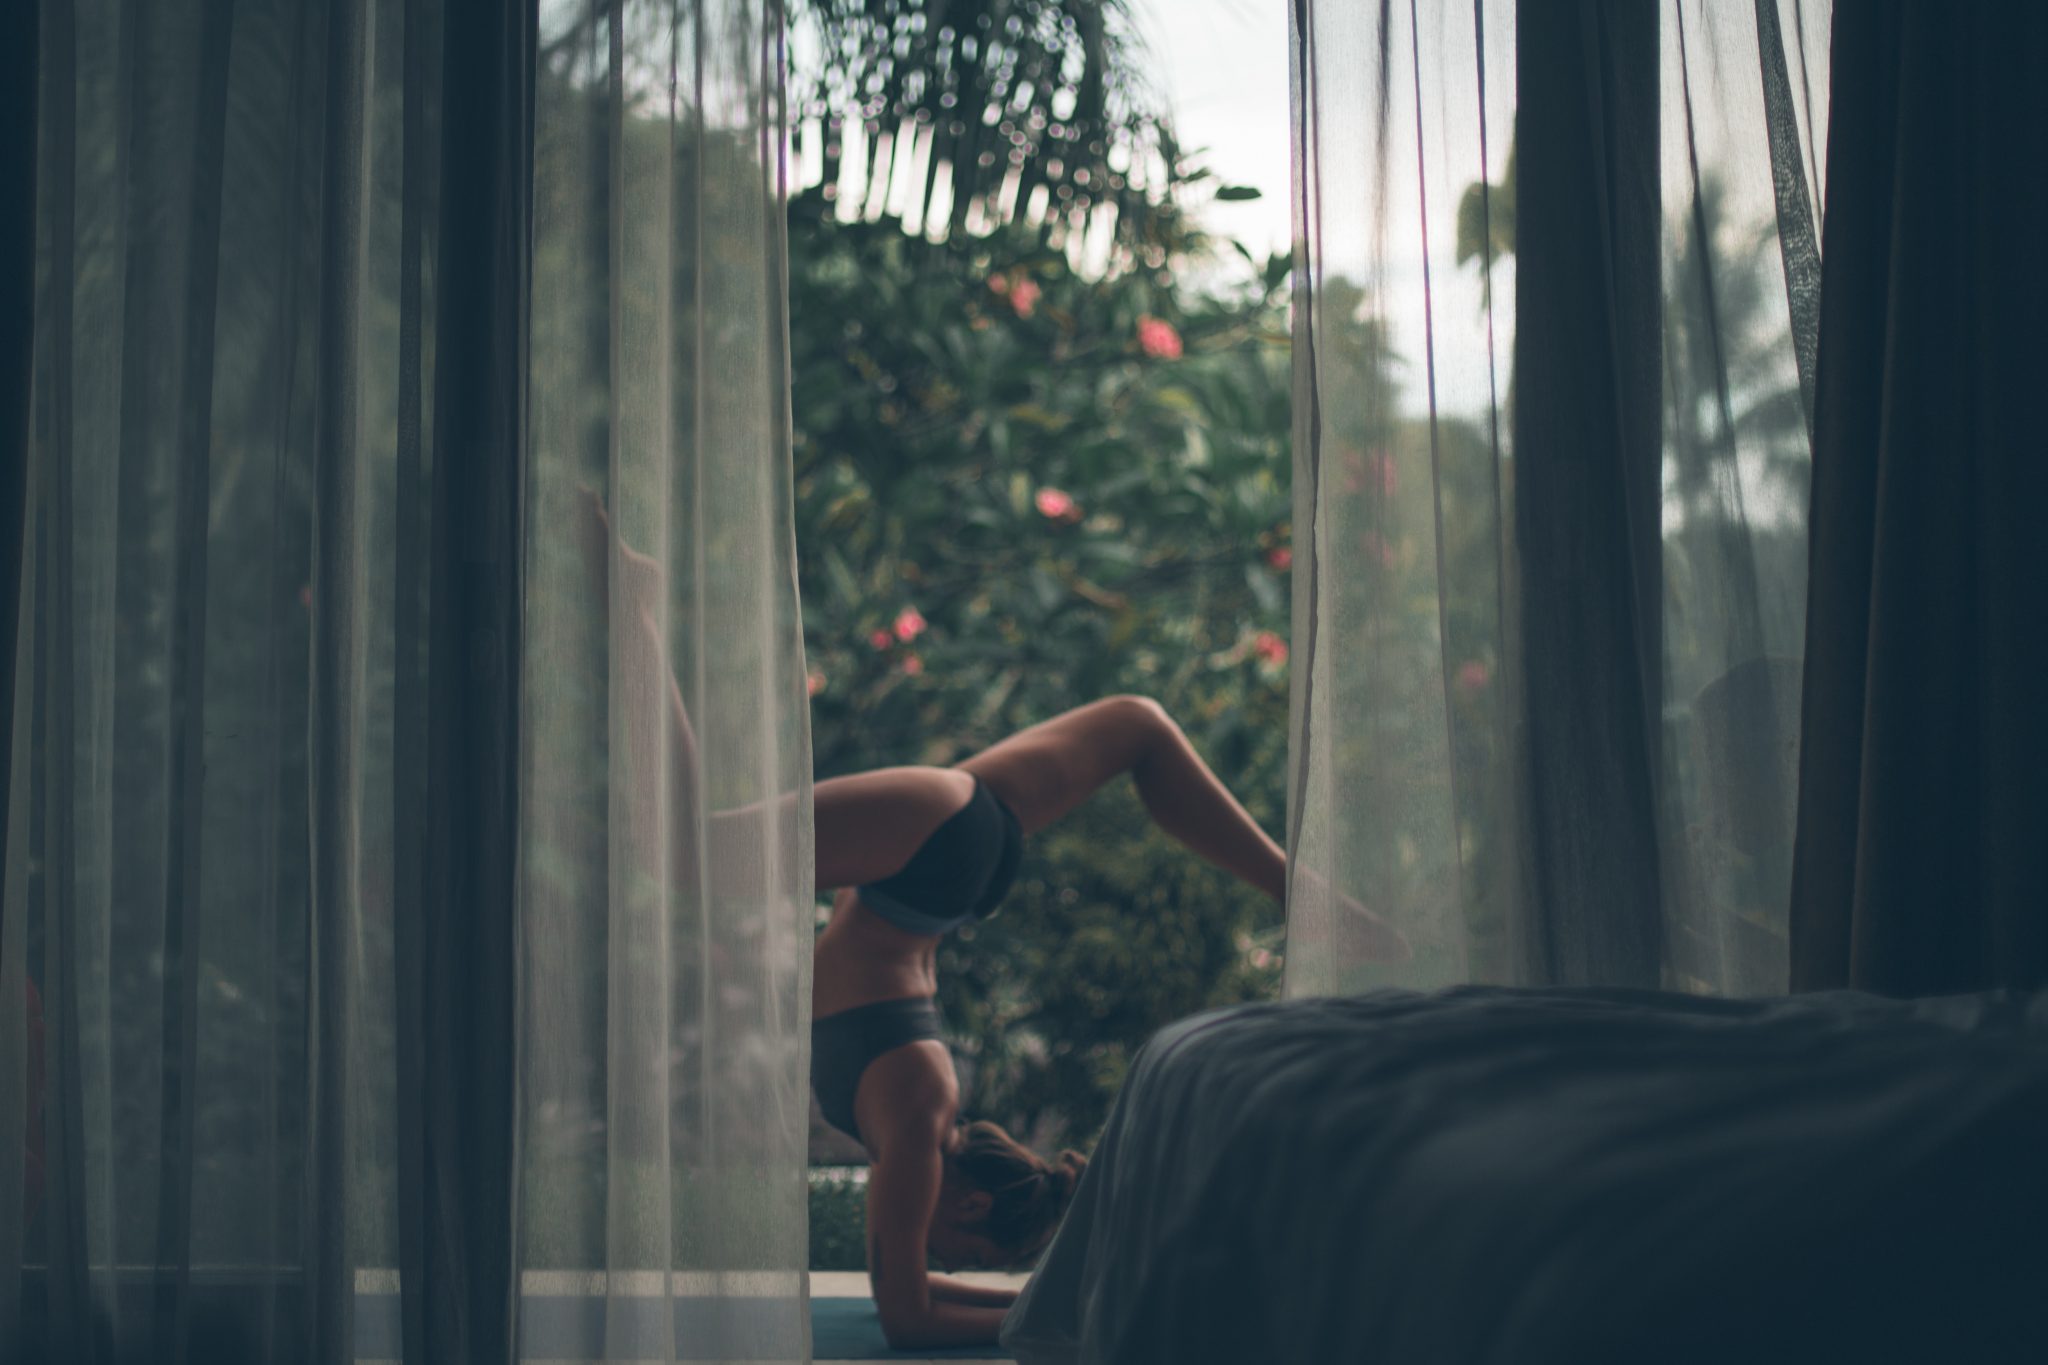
[813,765,976,890]
[951,696,1160,836]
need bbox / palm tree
[535,2,1186,253]
[789,0,1182,252]
[1453,137,1513,291]
[1660,175,1809,524]
[1452,138,1805,522]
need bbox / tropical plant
[789,173,1303,1151]
[1453,137,1514,288]
[789,0,1180,251]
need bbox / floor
[351,1269,1032,1363]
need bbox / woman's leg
[813,766,977,891]
[587,489,970,895]
[810,695,1283,900]
[953,696,1288,903]
[956,696,1411,960]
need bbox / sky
[787,2,1809,425]
[1126,0,1296,269]
[1131,0,1512,417]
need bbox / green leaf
[1212,185,1263,202]
[1246,564,1284,614]
[823,547,862,606]
[1007,403,1071,431]
[1029,566,1064,614]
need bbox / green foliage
[790,184,1295,1149]
[809,1169,871,1271]
[1454,139,1515,281]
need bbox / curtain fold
[1,1,34,954]
[399,0,531,1357]
[1287,0,1826,999]
[1,5,38,1345]
[9,1,812,1362]
[1512,0,1665,987]
[1789,1,2048,996]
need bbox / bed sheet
[1002,986,2048,1365]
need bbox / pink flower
[892,606,927,642]
[1253,631,1288,665]
[900,653,925,677]
[1136,315,1183,360]
[1366,451,1398,498]
[987,273,1011,296]
[1250,948,1274,970]
[869,629,893,651]
[1266,546,1293,571]
[807,669,827,697]
[1008,277,1041,318]
[1340,448,1398,499]
[1456,660,1491,694]
[1035,487,1079,521]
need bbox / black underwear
[811,996,944,1143]
[857,775,1023,937]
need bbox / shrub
[791,184,1297,1151]
[808,1167,870,1272]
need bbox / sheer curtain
[1285,0,1827,998]
[7,1,812,1362]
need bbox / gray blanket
[1002,986,2048,1365]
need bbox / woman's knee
[1106,694,1175,744]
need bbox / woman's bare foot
[1292,863,1413,963]
[1332,896,1412,963]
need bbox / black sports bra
[856,776,1023,936]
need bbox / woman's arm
[865,1131,1011,1349]
[925,1274,1021,1309]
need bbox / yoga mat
[812,1296,1014,1361]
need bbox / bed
[1001,986,2048,1365]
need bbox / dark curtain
[2,5,39,1350]
[401,0,529,1358]
[1511,0,1665,987]
[12,2,531,1359]
[2,3,35,930]
[10,1,812,1360]
[1790,1,2048,995]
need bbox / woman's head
[927,1120,1087,1271]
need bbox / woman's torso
[809,771,1025,1144]
[811,771,1023,1017]
[812,886,942,1017]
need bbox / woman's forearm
[925,1274,1020,1309]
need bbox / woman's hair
[953,1120,1088,1262]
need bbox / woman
[811,695,1411,1349]
[582,492,1407,1349]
